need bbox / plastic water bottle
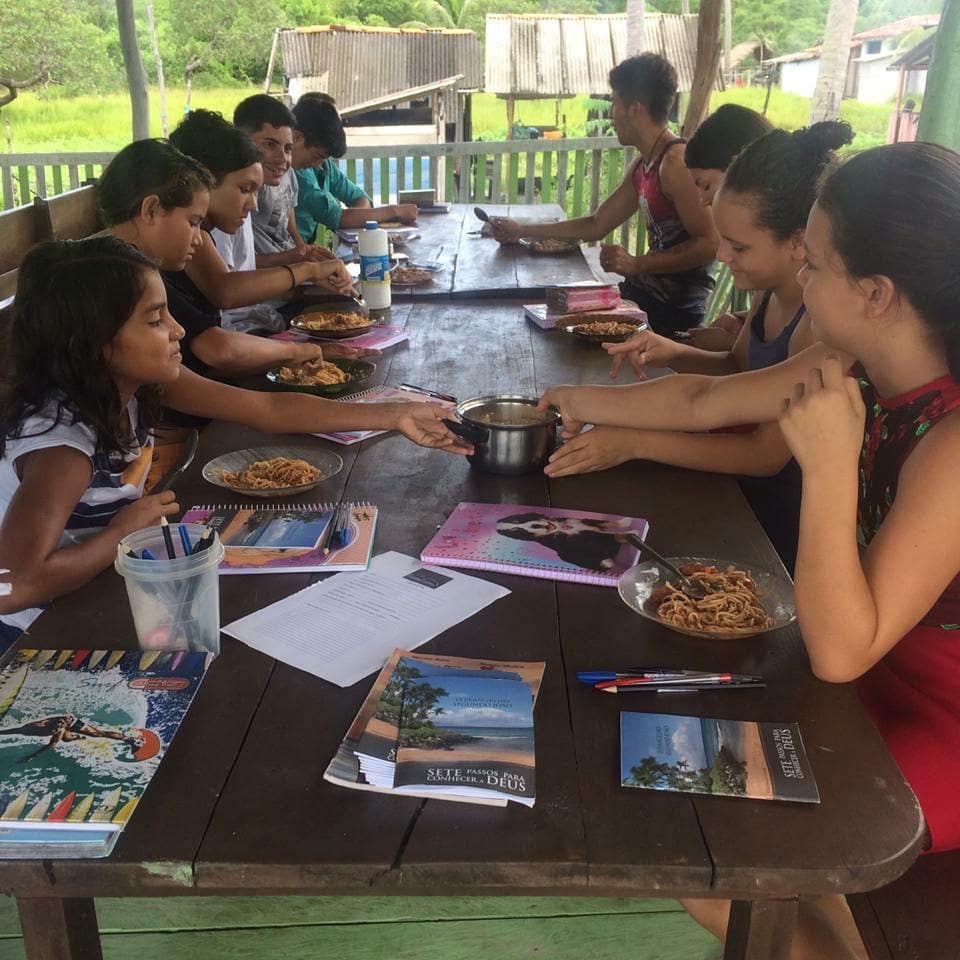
[358,221,391,310]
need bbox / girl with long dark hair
[0,237,467,641]
[542,141,960,954]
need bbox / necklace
[643,128,670,169]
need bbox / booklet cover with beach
[0,649,210,858]
[420,502,649,587]
[325,649,544,807]
[181,503,378,574]
[619,712,820,804]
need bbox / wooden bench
[0,183,100,327]
[849,850,960,960]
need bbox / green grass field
[2,86,891,155]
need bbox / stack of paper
[325,649,544,807]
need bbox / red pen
[595,673,737,690]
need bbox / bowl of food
[266,358,376,397]
[518,237,581,255]
[618,556,795,639]
[291,311,372,340]
[443,395,560,475]
[561,316,648,343]
[202,444,344,497]
[390,265,438,287]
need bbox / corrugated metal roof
[278,24,482,116]
[888,31,936,70]
[484,13,705,96]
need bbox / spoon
[624,533,709,600]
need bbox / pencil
[159,515,176,559]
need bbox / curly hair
[169,109,262,183]
[97,139,214,226]
[721,120,853,240]
[0,237,163,460]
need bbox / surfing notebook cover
[0,649,210,858]
[181,503,378,574]
[420,502,649,586]
[619,712,820,804]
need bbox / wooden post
[18,897,103,960]
[506,97,515,140]
[115,0,150,140]
[724,899,798,960]
[264,27,281,95]
[892,65,907,142]
[146,5,168,137]
[682,0,723,136]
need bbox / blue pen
[178,525,193,557]
[141,548,157,561]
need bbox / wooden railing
[0,138,648,251]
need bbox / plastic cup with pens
[114,523,224,655]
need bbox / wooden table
[338,204,599,299]
[0,299,925,960]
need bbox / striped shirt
[0,399,152,630]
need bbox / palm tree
[626,0,646,54]
[410,0,474,28]
[809,0,859,122]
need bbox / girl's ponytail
[721,120,854,240]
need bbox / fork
[624,533,709,600]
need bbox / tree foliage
[1,0,944,96]
[0,0,121,93]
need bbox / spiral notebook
[420,502,649,587]
[180,502,378,574]
[315,386,450,445]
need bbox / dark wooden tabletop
[0,298,926,960]
[338,204,598,299]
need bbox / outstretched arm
[540,343,845,436]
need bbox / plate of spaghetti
[202,444,344,497]
[618,556,795,639]
[291,311,372,340]
[266,358,376,397]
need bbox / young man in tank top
[493,54,718,335]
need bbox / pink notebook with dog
[420,502,648,586]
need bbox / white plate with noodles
[202,444,344,498]
[618,556,795,639]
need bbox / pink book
[270,325,409,350]
[523,300,647,331]
[421,502,649,587]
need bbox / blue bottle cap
[364,220,379,229]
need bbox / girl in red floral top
[541,141,960,957]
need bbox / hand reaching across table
[544,426,642,477]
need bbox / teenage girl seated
[100,131,348,380]
[547,122,852,572]
[681,102,773,351]
[542,141,960,956]
[0,237,469,644]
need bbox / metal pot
[443,395,560,475]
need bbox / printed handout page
[222,552,511,686]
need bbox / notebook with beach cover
[325,649,545,807]
[620,712,820,804]
[420,502,649,587]
[0,648,210,858]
